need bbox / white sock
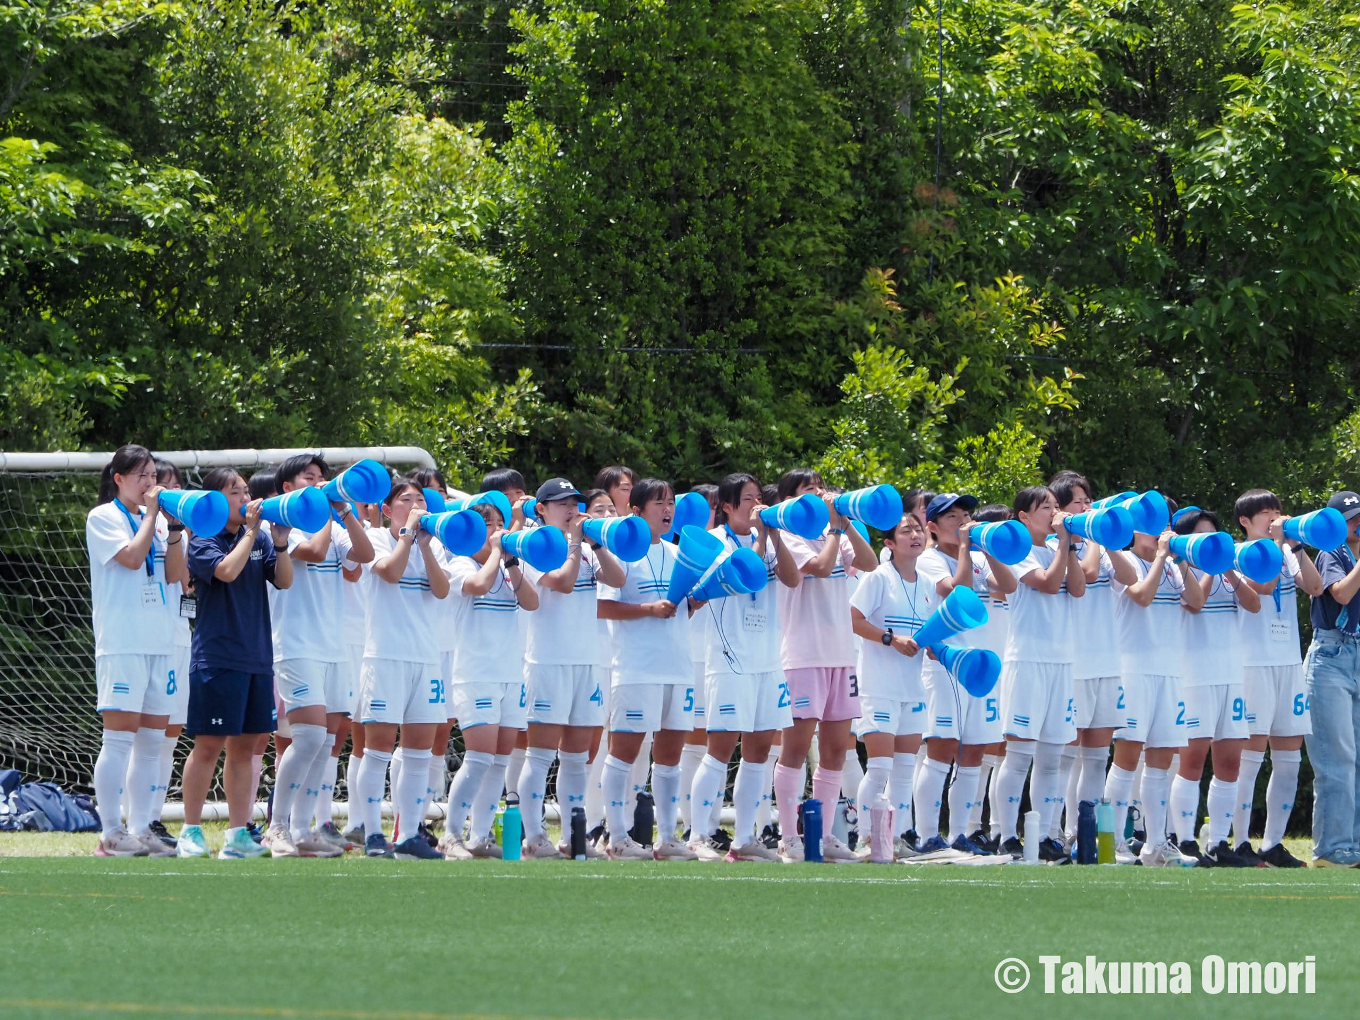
[393,747,432,844]
[1129,758,1145,830]
[343,753,362,827]
[94,729,134,836]
[315,751,340,826]
[652,761,682,842]
[987,753,1005,839]
[1102,762,1136,847]
[585,748,608,829]
[1262,749,1301,850]
[295,733,335,837]
[602,755,633,840]
[842,747,865,801]
[556,750,591,830]
[690,754,728,841]
[731,758,766,846]
[970,754,998,833]
[756,754,776,832]
[994,744,1034,842]
[355,749,390,836]
[627,738,652,813]
[1056,744,1079,838]
[469,753,509,843]
[506,746,527,797]
[1207,775,1236,847]
[679,743,705,834]
[856,756,892,842]
[445,749,493,838]
[153,734,177,822]
[948,765,981,842]
[913,757,950,841]
[388,746,405,804]
[1030,742,1064,843]
[889,752,916,836]
[1140,766,1171,847]
[273,723,327,837]
[1169,773,1200,844]
[1076,745,1109,808]
[428,752,448,811]
[516,747,556,839]
[1234,749,1266,846]
[125,727,165,834]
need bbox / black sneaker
[1258,842,1304,869]
[899,829,923,854]
[148,819,177,849]
[759,823,780,850]
[418,822,438,849]
[710,827,733,852]
[847,829,859,852]
[394,836,444,860]
[587,823,606,847]
[246,822,265,844]
[1038,837,1071,864]
[1205,840,1249,867]
[1129,836,1145,858]
[1000,836,1024,859]
[1178,839,1209,866]
[1234,840,1264,867]
[951,833,992,857]
[968,828,999,854]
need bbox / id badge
[1270,618,1290,642]
[743,607,767,632]
[142,582,164,607]
[179,594,198,620]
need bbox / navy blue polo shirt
[1311,544,1360,637]
[188,526,278,674]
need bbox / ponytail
[97,444,153,505]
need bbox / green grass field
[2,830,1354,1020]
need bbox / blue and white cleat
[176,825,210,858]
[219,826,271,859]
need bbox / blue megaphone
[583,515,651,562]
[422,488,447,515]
[1283,507,1347,552]
[1119,491,1170,536]
[1092,491,1136,510]
[1168,531,1234,574]
[666,525,726,604]
[522,497,538,520]
[1064,505,1134,549]
[663,491,712,542]
[260,486,330,532]
[158,489,229,535]
[444,491,514,527]
[758,493,830,540]
[322,458,391,504]
[1234,539,1284,584]
[690,547,769,602]
[930,644,1002,698]
[421,509,488,556]
[849,520,870,544]
[972,520,1030,565]
[833,484,904,531]
[913,585,989,650]
[502,526,569,572]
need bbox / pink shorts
[784,666,859,722]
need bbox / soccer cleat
[690,836,725,862]
[133,829,176,857]
[1234,840,1264,867]
[467,835,503,859]
[147,819,177,850]
[394,836,444,860]
[1259,842,1305,869]
[94,827,150,857]
[1177,839,1209,866]
[967,828,998,854]
[821,833,860,863]
[264,824,299,857]
[587,823,607,846]
[606,835,652,861]
[654,839,699,861]
[522,832,565,859]
[364,833,395,859]
[950,833,991,857]
[1139,840,1197,867]
[1113,841,1140,865]
[342,822,366,847]
[219,827,271,859]
[759,822,781,850]
[916,834,951,855]
[778,834,805,863]
[999,836,1024,860]
[895,834,922,860]
[727,840,780,862]
[710,827,733,852]
[295,831,344,858]
[1204,840,1249,868]
[316,821,351,852]
[1038,837,1071,865]
[436,833,473,860]
[418,823,439,849]
[176,825,210,858]
[1312,849,1360,868]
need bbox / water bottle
[1076,800,1097,864]
[1096,797,1115,865]
[630,791,655,847]
[802,798,824,862]
[569,806,587,861]
[493,802,505,843]
[502,793,522,861]
[869,796,894,863]
[1022,810,1040,863]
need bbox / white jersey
[598,542,691,685]
[1181,571,1244,687]
[364,529,442,665]
[1112,554,1185,677]
[701,526,783,677]
[917,547,994,651]
[341,524,370,649]
[523,546,604,667]
[850,561,935,700]
[86,501,173,657]
[1005,542,1076,664]
[1239,545,1302,667]
[272,524,355,663]
[776,531,858,669]
[1060,540,1121,680]
[445,555,524,686]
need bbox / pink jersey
[776,531,858,670]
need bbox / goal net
[0,447,440,811]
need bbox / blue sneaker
[365,832,395,858]
[916,834,951,855]
[394,836,444,860]
[219,826,270,859]
[246,822,265,844]
[177,824,210,858]
[950,833,992,856]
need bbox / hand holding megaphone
[888,633,920,657]
[648,599,679,619]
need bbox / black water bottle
[570,806,587,860]
[630,791,655,847]
[1076,799,1097,865]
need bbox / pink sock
[812,766,841,815]
[773,764,804,833]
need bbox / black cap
[535,477,582,503]
[1328,491,1360,520]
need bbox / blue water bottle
[802,798,824,862]
[502,792,523,861]
[1076,800,1097,864]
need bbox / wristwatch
[398,526,411,539]
[881,629,894,646]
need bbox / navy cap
[1328,491,1360,520]
[926,492,979,522]
[535,477,582,503]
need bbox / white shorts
[276,659,352,715]
[923,663,1001,745]
[96,654,174,716]
[1000,661,1076,743]
[1114,674,1184,748]
[705,670,793,734]
[1243,664,1311,737]
[451,681,528,731]
[441,652,459,722]
[169,644,191,726]
[358,657,447,725]
[609,681,694,733]
[344,644,363,716]
[1073,675,1121,730]
[525,664,606,727]
[1182,683,1249,742]
[690,661,707,729]
[858,694,927,738]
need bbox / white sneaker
[894,836,920,860]
[133,830,176,857]
[467,835,503,859]
[315,821,351,851]
[690,836,725,861]
[778,834,805,863]
[653,839,698,861]
[438,833,474,860]
[1139,840,1198,868]
[822,833,861,863]
[727,840,780,862]
[522,832,565,859]
[1114,842,1139,865]
[266,825,299,858]
[295,831,343,858]
[94,827,149,857]
[606,835,652,860]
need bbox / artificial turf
[2,836,1356,1020]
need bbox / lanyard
[894,564,922,633]
[724,524,759,601]
[114,498,155,577]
